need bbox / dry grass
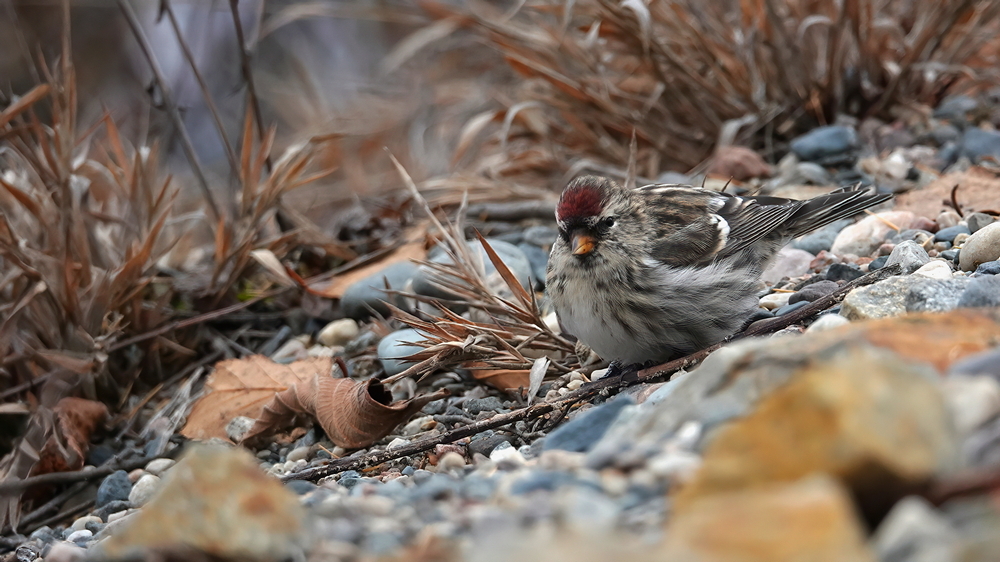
[421,0,1000,180]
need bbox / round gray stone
[377,329,425,376]
[341,261,419,320]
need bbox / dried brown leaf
[181,356,331,441]
[30,397,109,477]
[315,239,427,299]
[242,367,448,449]
[463,360,531,391]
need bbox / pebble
[905,279,972,313]
[792,220,851,254]
[869,255,889,270]
[789,125,859,165]
[761,248,814,284]
[436,452,467,472]
[377,329,424,376]
[958,276,1000,308]
[286,446,311,463]
[884,240,931,274]
[789,280,838,304]
[974,261,1000,276]
[934,224,970,243]
[933,94,979,121]
[936,210,963,229]
[960,127,1000,163]
[96,470,132,508]
[71,515,103,532]
[831,211,914,257]
[65,529,92,544]
[341,261,419,320]
[226,415,255,443]
[127,474,160,507]
[943,376,1000,435]
[468,433,513,458]
[912,260,953,280]
[317,319,360,347]
[842,276,928,319]
[872,496,960,562]
[807,313,850,333]
[959,223,1000,272]
[94,500,131,522]
[412,239,532,301]
[966,212,995,233]
[44,542,86,562]
[489,442,527,469]
[144,458,175,476]
[773,301,810,316]
[464,396,505,416]
[521,225,558,248]
[517,243,549,289]
[825,263,864,282]
[544,397,635,454]
[285,480,318,496]
[759,292,792,310]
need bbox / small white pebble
[128,474,161,507]
[807,314,850,333]
[143,458,175,476]
[437,451,466,472]
[557,387,569,396]
[912,260,953,280]
[387,438,410,450]
[489,443,526,468]
[318,318,360,347]
[65,529,92,543]
[568,371,587,382]
[45,542,86,562]
[566,379,584,391]
[71,515,102,531]
[759,292,792,310]
[286,446,311,463]
[107,509,133,523]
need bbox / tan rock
[673,343,956,521]
[96,445,307,560]
[667,477,876,562]
[830,211,915,257]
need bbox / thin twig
[282,264,900,483]
[159,0,240,178]
[117,0,221,222]
[228,0,272,173]
[0,481,88,536]
[0,450,179,496]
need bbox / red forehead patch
[557,183,604,221]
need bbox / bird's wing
[637,184,890,266]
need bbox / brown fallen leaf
[31,397,109,477]
[181,356,332,441]
[241,364,448,449]
[462,361,530,391]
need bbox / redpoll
[545,176,891,365]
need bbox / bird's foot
[604,360,645,385]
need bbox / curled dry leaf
[241,367,449,449]
[462,361,530,392]
[181,356,330,441]
[31,397,109,477]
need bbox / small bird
[546,175,891,366]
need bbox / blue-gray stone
[974,261,1000,276]
[338,470,362,489]
[933,95,979,122]
[967,213,996,234]
[377,329,425,376]
[927,123,961,146]
[885,240,931,274]
[774,300,811,316]
[790,126,860,165]
[522,225,559,248]
[96,470,132,508]
[869,256,889,270]
[363,531,404,556]
[464,396,505,416]
[401,466,416,476]
[942,249,960,262]
[826,263,864,282]
[746,307,774,324]
[935,225,971,243]
[341,261,419,320]
[285,480,318,496]
[509,471,578,495]
[518,243,549,289]
[410,473,460,501]
[468,432,512,457]
[905,279,972,313]
[949,346,1000,378]
[961,128,1000,163]
[94,500,131,522]
[790,280,839,304]
[412,239,531,302]
[461,475,497,501]
[792,219,852,254]
[544,396,636,453]
[958,276,1000,308]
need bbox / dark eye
[601,216,615,228]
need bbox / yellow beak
[572,234,596,255]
